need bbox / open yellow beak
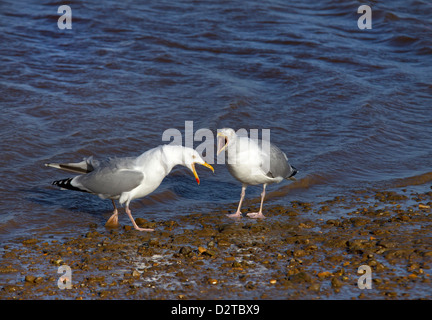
[217,132,228,156]
[191,162,214,185]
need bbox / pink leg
[105,200,120,228]
[125,205,154,232]
[226,185,246,219]
[247,184,267,219]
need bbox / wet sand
[1,185,431,300]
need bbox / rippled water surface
[1,1,431,240]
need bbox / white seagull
[46,145,214,231]
[217,128,297,219]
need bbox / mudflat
[1,186,431,300]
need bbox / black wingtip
[289,166,298,178]
[52,178,89,193]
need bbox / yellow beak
[217,132,228,156]
[191,162,214,185]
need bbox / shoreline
[1,185,431,300]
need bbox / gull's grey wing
[259,141,292,179]
[73,166,144,197]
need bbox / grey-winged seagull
[46,145,214,231]
[217,128,297,219]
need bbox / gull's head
[182,147,214,185]
[217,128,237,155]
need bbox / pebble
[308,283,321,292]
[25,275,43,284]
[217,239,231,247]
[331,277,343,288]
[293,249,307,258]
[179,246,192,256]
[22,239,38,245]
[99,290,110,298]
[317,271,331,279]
[198,246,207,254]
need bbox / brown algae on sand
[1,186,432,300]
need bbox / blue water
[0,0,431,240]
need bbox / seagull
[217,128,297,219]
[46,145,214,231]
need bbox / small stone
[137,246,154,256]
[293,249,307,257]
[217,239,231,247]
[53,259,63,266]
[25,275,36,283]
[135,218,148,225]
[126,289,137,296]
[423,251,432,257]
[398,215,410,222]
[135,218,156,228]
[208,278,218,285]
[326,219,340,226]
[203,249,216,257]
[86,231,100,238]
[331,277,343,288]
[407,263,420,272]
[148,238,159,246]
[317,271,331,279]
[198,246,207,254]
[34,277,44,284]
[309,283,321,292]
[22,239,38,245]
[385,291,397,298]
[4,285,19,292]
[290,272,313,283]
[245,281,256,290]
[298,223,312,229]
[179,246,192,256]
